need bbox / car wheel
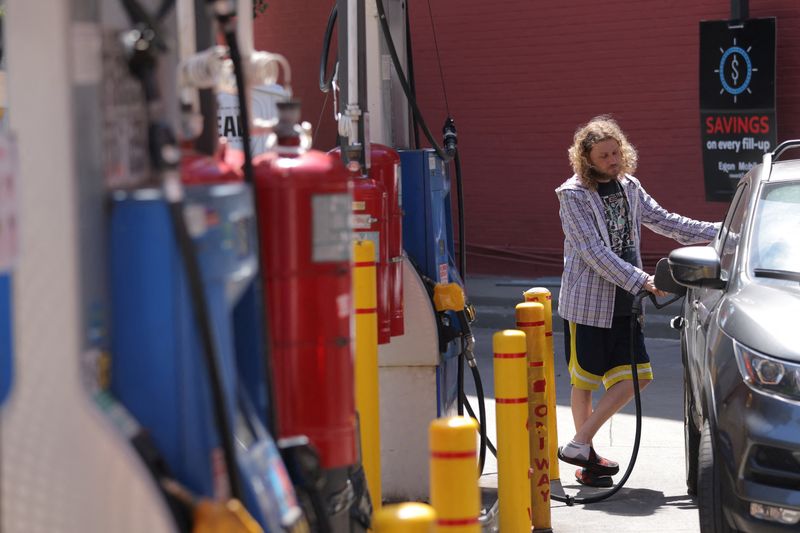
[684,366,700,496]
[697,419,734,533]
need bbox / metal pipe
[731,0,749,20]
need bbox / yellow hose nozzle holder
[353,240,382,510]
[433,283,466,312]
[523,287,559,482]
[429,416,480,532]
[373,502,436,532]
[516,303,552,532]
[493,330,532,532]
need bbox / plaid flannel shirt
[556,174,719,328]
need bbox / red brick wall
[255,1,800,277]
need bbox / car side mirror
[668,246,726,290]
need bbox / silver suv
[668,141,800,532]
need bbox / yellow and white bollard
[516,303,553,533]
[523,287,559,481]
[493,330,532,532]
[429,416,480,533]
[373,502,436,533]
[353,240,382,510]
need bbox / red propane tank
[330,147,391,344]
[253,102,356,469]
[180,140,244,185]
[367,144,403,337]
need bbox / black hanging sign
[699,18,776,202]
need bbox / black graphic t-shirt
[598,180,637,316]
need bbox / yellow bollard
[493,330,532,532]
[523,287,559,481]
[429,416,480,533]
[373,502,436,533]
[516,303,553,533]
[353,240,382,510]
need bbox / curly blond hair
[568,115,638,189]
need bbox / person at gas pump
[555,116,720,487]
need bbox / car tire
[684,366,700,496]
[697,419,734,533]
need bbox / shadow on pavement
[551,481,698,516]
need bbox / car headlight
[735,341,800,401]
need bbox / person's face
[588,138,621,181]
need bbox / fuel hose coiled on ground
[550,294,648,506]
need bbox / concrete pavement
[463,274,700,532]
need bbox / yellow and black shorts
[563,317,653,391]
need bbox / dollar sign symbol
[731,54,740,87]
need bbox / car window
[718,182,750,280]
[750,182,800,275]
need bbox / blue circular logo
[719,46,752,95]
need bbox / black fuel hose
[550,292,650,506]
[167,199,246,502]
[375,1,482,479]
[214,7,281,438]
[404,1,420,149]
[375,0,452,164]
[319,4,338,93]
[457,352,465,417]
[374,0,467,286]
[463,368,491,476]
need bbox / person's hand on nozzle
[644,275,669,298]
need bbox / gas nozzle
[433,283,465,313]
[654,257,686,296]
[433,283,477,367]
[442,117,458,156]
[635,258,687,315]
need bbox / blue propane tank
[109,183,303,531]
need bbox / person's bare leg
[570,387,593,443]
[574,378,651,444]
